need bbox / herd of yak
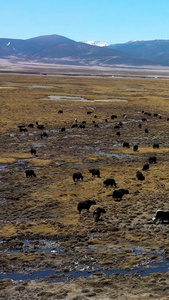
[18,108,169,225]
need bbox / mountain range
[0,34,169,67]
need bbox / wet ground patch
[0,245,169,283]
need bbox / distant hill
[107,40,169,66]
[0,34,157,66]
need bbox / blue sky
[1,0,169,43]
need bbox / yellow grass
[0,73,169,246]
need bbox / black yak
[89,169,101,178]
[112,189,129,201]
[153,210,169,224]
[142,163,149,171]
[136,171,145,181]
[30,148,36,155]
[133,145,138,152]
[103,178,117,187]
[25,170,36,178]
[123,142,130,148]
[73,172,84,182]
[153,143,159,149]
[149,156,156,164]
[93,207,106,222]
[37,124,45,130]
[77,200,96,214]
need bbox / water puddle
[0,164,8,169]
[26,85,55,88]
[0,269,74,282]
[43,95,85,101]
[0,251,169,282]
[98,151,124,158]
[0,86,16,89]
[33,143,46,148]
[41,95,128,102]
[17,159,29,165]
[2,240,61,254]
[10,133,16,137]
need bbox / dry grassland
[0,73,169,299]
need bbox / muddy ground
[0,72,169,299]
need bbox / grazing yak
[123,142,130,148]
[37,124,45,130]
[114,125,120,129]
[153,210,169,224]
[136,171,145,181]
[73,172,84,182]
[78,124,85,129]
[89,169,101,178]
[18,125,26,129]
[93,207,106,222]
[72,124,78,128]
[141,118,147,122]
[25,170,36,178]
[103,178,117,188]
[77,200,96,214]
[30,148,36,155]
[145,128,149,133]
[20,127,28,132]
[111,114,117,120]
[28,123,34,128]
[18,125,28,132]
[58,110,63,114]
[112,189,129,201]
[153,143,159,149]
[142,163,149,171]
[133,145,138,152]
[149,156,157,164]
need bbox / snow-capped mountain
[0,34,169,66]
[84,41,110,47]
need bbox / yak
[112,189,129,201]
[73,172,84,182]
[25,170,36,178]
[133,145,138,152]
[89,169,101,178]
[153,143,159,149]
[149,156,156,164]
[142,163,149,171]
[93,207,106,222]
[103,178,117,188]
[37,124,45,130]
[123,142,130,148]
[153,210,169,224]
[30,148,36,155]
[136,171,145,181]
[77,200,96,214]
